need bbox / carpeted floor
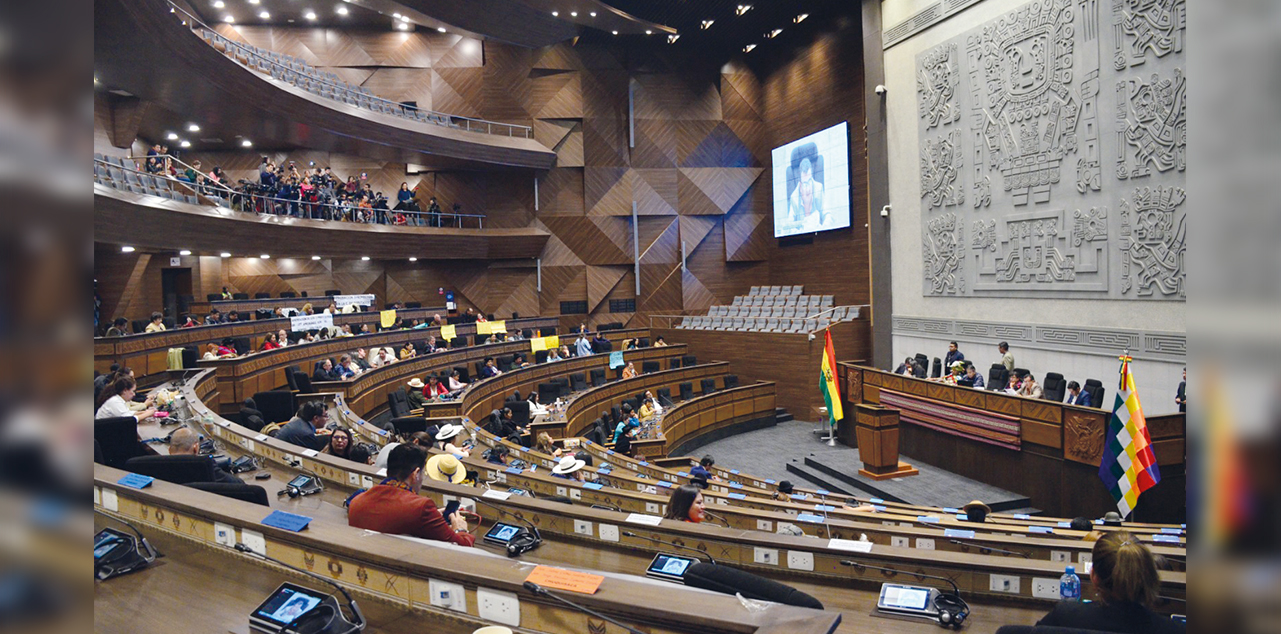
[692,419,850,484]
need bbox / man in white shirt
[371,347,396,368]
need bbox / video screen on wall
[771,122,851,238]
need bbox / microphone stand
[621,531,717,565]
[839,559,962,597]
[234,543,366,632]
[946,539,1030,558]
[471,497,543,555]
[702,510,732,529]
[522,582,647,634]
[93,507,161,562]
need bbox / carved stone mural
[915,0,1184,301]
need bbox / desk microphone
[93,508,161,579]
[702,510,731,529]
[234,543,366,633]
[471,497,543,557]
[840,559,969,628]
[621,531,716,565]
[946,539,1030,558]
[522,582,646,634]
[839,559,961,597]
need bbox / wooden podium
[854,404,918,480]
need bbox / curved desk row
[560,362,732,438]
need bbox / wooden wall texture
[98,24,875,392]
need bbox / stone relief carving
[917,43,963,129]
[1072,207,1108,246]
[1112,0,1185,69]
[923,212,965,295]
[1119,185,1185,297]
[921,130,965,208]
[1115,69,1186,181]
[972,219,997,252]
[973,175,992,207]
[974,209,1108,291]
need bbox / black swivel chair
[589,369,606,387]
[679,382,694,401]
[254,292,271,299]
[284,365,303,391]
[656,387,672,405]
[637,337,650,348]
[206,293,221,302]
[252,391,296,425]
[669,358,682,370]
[723,375,739,389]
[189,483,270,506]
[569,373,587,392]
[496,355,514,372]
[534,350,549,364]
[131,320,147,335]
[391,417,429,436]
[279,291,297,298]
[988,364,1009,391]
[509,400,531,426]
[181,346,199,369]
[233,292,250,300]
[453,366,471,383]
[94,417,150,470]
[1083,379,1105,409]
[931,357,943,378]
[914,353,930,372]
[551,378,570,399]
[232,337,252,356]
[292,372,314,394]
[700,378,717,396]
[641,360,660,374]
[538,382,559,405]
[123,455,217,485]
[387,388,411,418]
[682,355,697,368]
[404,301,422,309]
[1042,372,1067,402]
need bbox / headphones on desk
[934,593,969,629]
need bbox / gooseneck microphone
[472,497,543,556]
[702,510,732,529]
[839,559,961,597]
[234,542,366,633]
[621,531,717,565]
[522,582,647,634]
[93,507,161,560]
[946,539,1030,558]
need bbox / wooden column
[855,404,918,480]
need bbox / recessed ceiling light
[260,254,271,259]
[393,12,401,18]
[223,14,234,22]
[259,11,270,19]
[213,0,224,7]
[736,4,752,15]
[248,0,258,4]
[765,28,782,38]
[667,34,680,43]
[399,15,409,22]
[551,10,558,16]
[180,140,191,148]
[304,10,316,19]
[743,43,756,52]
[589,11,596,17]
[121,246,135,253]
[645,29,653,35]
[794,13,808,23]
[179,249,192,256]
[396,22,408,29]
[187,123,200,132]
[437,26,446,32]
[311,255,321,260]
[361,256,370,261]
[701,20,714,29]
[611,30,618,35]
[570,11,577,17]
[241,139,253,147]
[166,132,179,140]
[220,252,231,258]
[336,5,348,15]
[408,257,418,262]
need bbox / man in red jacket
[347,444,474,546]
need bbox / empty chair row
[748,285,803,296]
[729,294,833,308]
[676,316,832,333]
[96,174,202,205]
[707,305,857,320]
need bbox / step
[803,454,1032,512]
[783,461,857,497]
[774,407,794,423]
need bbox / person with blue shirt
[612,404,639,443]
[1067,381,1092,407]
[576,333,593,357]
[944,341,965,368]
[689,455,720,486]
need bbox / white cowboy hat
[435,423,464,441]
[424,453,466,484]
[407,378,425,389]
[551,455,586,475]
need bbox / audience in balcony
[145,312,166,333]
[576,332,593,357]
[106,317,129,337]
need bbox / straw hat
[962,499,991,513]
[551,455,586,475]
[425,453,465,484]
[962,499,991,522]
[407,378,425,389]
[435,423,464,441]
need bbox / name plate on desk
[625,513,663,526]
[261,510,312,532]
[828,538,874,553]
[117,474,154,489]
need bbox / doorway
[161,267,193,324]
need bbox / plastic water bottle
[1059,565,1081,601]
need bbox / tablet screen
[484,523,521,543]
[646,554,696,577]
[882,585,930,610]
[254,585,325,626]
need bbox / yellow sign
[476,321,493,335]
[380,310,397,328]
[440,324,457,341]
[530,337,547,352]
[545,335,559,350]
[490,320,506,334]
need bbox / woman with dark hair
[447,369,468,392]
[662,485,706,523]
[1035,531,1183,633]
[395,182,418,212]
[261,332,281,351]
[95,376,157,420]
[321,428,354,460]
[144,311,166,333]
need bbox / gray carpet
[692,419,851,484]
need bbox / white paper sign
[624,513,664,526]
[827,538,874,553]
[482,490,512,501]
[333,294,376,308]
[290,312,334,332]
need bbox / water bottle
[1059,565,1081,601]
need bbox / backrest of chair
[657,387,672,404]
[988,365,1009,390]
[931,357,942,378]
[678,382,694,401]
[538,382,559,404]
[1083,381,1105,408]
[292,372,314,393]
[388,387,410,418]
[124,455,217,485]
[188,483,271,506]
[589,368,606,387]
[285,367,299,391]
[641,360,660,374]
[94,416,145,469]
[570,372,587,391]
[552,377,571,398]
[391,416,428,435]
[509,400,531,426]
[253,390,296,424]
[682,355,697,367]
[534,350,549,364]
[233,292,250,300]
[700,378,717,395]
[1042,372,1067,402]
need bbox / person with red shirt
[347,444,474,546]
[662,485,706,523]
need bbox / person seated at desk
[654,336,668,347]
[105,317,130,337]
[406,378,429,410]
[260,332,281,351]
[178,316,197,329]
[95,376,157,421]
[1067,380,1092,407]
[550,455,588,482]
[1004,373,1023,394]
[1035,531,1183,633]
[321,428,356,461]
[338,324,355,337]
[422,335,440,353]
[434,423,471,458]
[771,480,802,501]
[202,343,235,361]
[893,357,916,376]
[424,375,449,400]
[527,392,549,418]
[274,401,329,452]
[373,431,434,472]
[239,398,266,432]
[479,358,502,379]
[621,362,638,380]
[486,444,510,465]
[536,432,564,459]
[956,363,985,388]
[591,332,612,353]
[313,359,342,382]
[613,404,639,443]
[638,391,661,420]
[371,347,396,368]
[484,407,526,444]
[275,329,291,348]
[399,342,417,360]
[546,347,563,362]
[353,347,372,371]
[1018,373,1044,399]
[334,354,357,379]
[348,445,473,546]
[663,485,706,523]
[512,353,531,369]
[689,455,721,486]
[144,312,166,333]
[448,369,468,392]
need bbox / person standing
[944,341,965,368]
[997,341,1014,372]
[1175,368,1186,413]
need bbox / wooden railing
[558,362,729,439]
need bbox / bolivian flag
[820,330,843,427]
[1098,355,1160,517]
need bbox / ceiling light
[667,34,680,43]
[241,139,253,147]
[589,11,596,17]
[259,11,270,19]
[180,140,191,148]
[166,132,178,140]
[701,20,714,29]
[361,256,370,261]
[794,13,809,23]
[179,249,192,256]
[611,30,618,35]
[121,246,135,253]
[396,22,408,29]
[260,254,271,259]
[766,28,782,38]
[213,0,224,7]
[393,12,401,18]
[743,43,756,52]
[399,15,409,22]
[312,255,321,260]
[570,11,577,17]
[220,252,231,258]
[187,123,200,132]
[437,26,446,32]
[645,29,653,35]
[248,0,258,4]
[304,10,316,19]
[551,11,558,16]
[736,4,752,15]
[408,257,418,262]
[336,5,348,15]
[223,14,234,22]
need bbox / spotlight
[260,254,271,259]
[187,123,200,132]
[223,14,234,22]
[259,10,269,19]
[121,246,135,253]
[794,13,808,23]
[551,10,558,16]
[336,5,348,15]
[361,256,370,261]
[311,255,321,260]
[736,4,752,15]
[304,10,316,19]
[393,12,400,18]
[611,30,618,35]
[645,29,652,35]
[399,15,409,22]
[743,43,756,52]
[213,0,224,7]
[180,140,191,148]
[765,29,782,38]
[408,257,418,262]
[179,250,192,256]
[437,26,446,32]
[220,252,232,258]
[241,139,253,147]
[166,132,179,141]
[570,11,577,17]
[589,11,596,17]
[396,22,408,29]
[700,20,714,29]
[667,34,680,43]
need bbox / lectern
[855,404,918,480]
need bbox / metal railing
[97,154,486,228]
[165,1,533,139]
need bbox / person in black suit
[1175,367,1186,413]
[1036,531,1184,633]
[944,341,965,368]
[1067,381,1092,407]
[169,428,243,484]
